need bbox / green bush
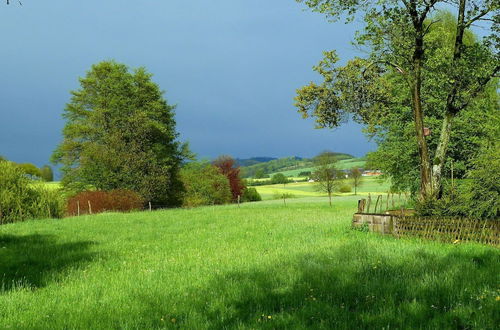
[338,184,352,193]
[241,187,262,202]
[0,162,65,223]
[271,173,289,185]
[180,162,232,208]
[416,144,499,219]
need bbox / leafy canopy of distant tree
[271,173,289,185]
[213,155,246,201]
[312,151,341,206]
[52,61,188,207]
[0,157,54,182]
[39,165,54,182]
[295,0,499,202]
[180,161,232,207]
[350,167,362,195]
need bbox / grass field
[1,197,498,328]
[255,176,392,200]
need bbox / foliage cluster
[213,156,246,201]
[180,162,232,208]
[338,184,352,193]
[416,142,499,219]
[52,61,186,207]
[66,190,144,216]
[0,162,64,223]
[241,187,262,202]
[0,157,54,182]
[270,173,289,185]
[295,1,499,202]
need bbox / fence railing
[393,216,499,246]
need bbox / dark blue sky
[0,0,375,167]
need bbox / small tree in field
[213,155,245,201]
[350,167,363,195]
[313,151,339,206]
[271,173,289,187]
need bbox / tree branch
[465,7,494,28]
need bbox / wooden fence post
[149,201,152,211]
[237,195,241,208]
[386,193,389,212]
[88,200,92,215]
[77,200,80,216]
[374,195,381,213]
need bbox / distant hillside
[240,153,355,178]
[235,157,277,167]
[267,158,366,178]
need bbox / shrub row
[67,190,144,216]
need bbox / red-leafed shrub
[67,189,144,216]
[213,155,246,201]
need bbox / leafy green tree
[312,151,339,206]
[213,155,246,201]
[271,173,289,185]
[180,162,232,207]
[39,165,54,182]
[241,187,262,202]
[296,1,499,201]
[350,167,362,195]
[254,169,268,179]
[52,61,187,206]
[17,163,41,179]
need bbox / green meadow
[255,176,392,200]
[1,197,498,329]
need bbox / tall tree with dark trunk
[295,0,499,202]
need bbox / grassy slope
[1,197,498,329]
[268,158,366,178]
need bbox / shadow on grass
[185,241,499,329]
[0,234,97,291]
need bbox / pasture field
[255,176,392,200]
[0,197,498,329]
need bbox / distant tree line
[0,156,53,182]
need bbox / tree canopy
[296,1,499,201]
[52,61,186,206]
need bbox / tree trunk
[432,111,454,195]
[432,0,466,196]
[411,31,433,201]
[328,192,332,207]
